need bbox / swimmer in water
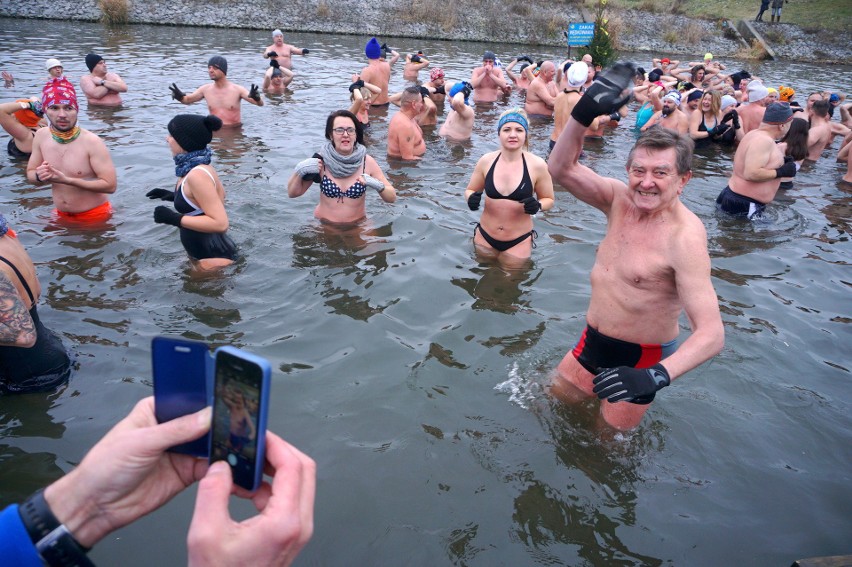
[464,108,554,268]
[288,110,396,224]
[262,29,309,70]
[0,97,45,158]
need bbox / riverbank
[0,0,850,63]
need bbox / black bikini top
[484,153,533,202]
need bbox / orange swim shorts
[54,201,113,223]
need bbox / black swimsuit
[0,255,71,393]
[474,153,537,252]
[173,166,238,261]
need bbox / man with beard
[26,79,116,222]
[640,91,689,135]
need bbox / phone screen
[210,347,267,491]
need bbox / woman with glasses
[288,110,396,224]
[464,108,554,267]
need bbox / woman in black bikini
[464,108,554,267]
[288,110,396,224]
[688,90,729,149]
[0,213,71,393]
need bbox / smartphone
[152,336,213,457]
[210,346,270,492]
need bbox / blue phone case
[151,336,214,457]
[211,346,271,492]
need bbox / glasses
[628,167,679,180]
[332,127,356,135]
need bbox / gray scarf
[318,141,366,178]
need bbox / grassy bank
[609,0,850,32]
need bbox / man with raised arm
[547,62,724,430]
[169,56,263,128]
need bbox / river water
[1,18,850,567]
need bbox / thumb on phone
[188,461,234,539]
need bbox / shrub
[98,0,129,25]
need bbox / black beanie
[208,55,228,75]
[168,114,223,153]
[85,53,103,72]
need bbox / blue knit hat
[365,38,381,60]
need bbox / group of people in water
[2,27,851,567]
[1,31,851,428]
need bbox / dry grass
[395,1,460,31]
[98,0,129,25]
[734,39,770,60]
[681,21,706,44]
[316,0,330,18]
[605,13,627,50]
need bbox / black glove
[154,206,183,227]
[608,111,622,122]
[570,62,635,127]
[146,188,175,201]
[169,83,185,101]
[592,363,670,404]
[710,123,731,138]
[775,160,797,178]
[419,86,431,99]
[434,84,445,95]
[518,55,534,64]
[269,59,280,69]
[461,81,473,100]
[349,79,365,93]
[721,110,735,124]
[467,191,482,211]
[248,84,260,102]
[266,51,278,58]
[381,43,389,51]
[302,48,309,55]
[411,54,421,63]
[731,111,741,130]
[521,196,541,215]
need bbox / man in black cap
[169,56,263,128]
[79,53,127,107]
[716,101,796,219]
[469,50,510,103]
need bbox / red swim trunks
[53,201,113,224]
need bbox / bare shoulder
[523,150,548,170]
[671,203,710,258]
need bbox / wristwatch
[100,79,106,86]
[18,489,95,567]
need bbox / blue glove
[571,62,635,127]
[592,363,671,404]
[467,191,482,211]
